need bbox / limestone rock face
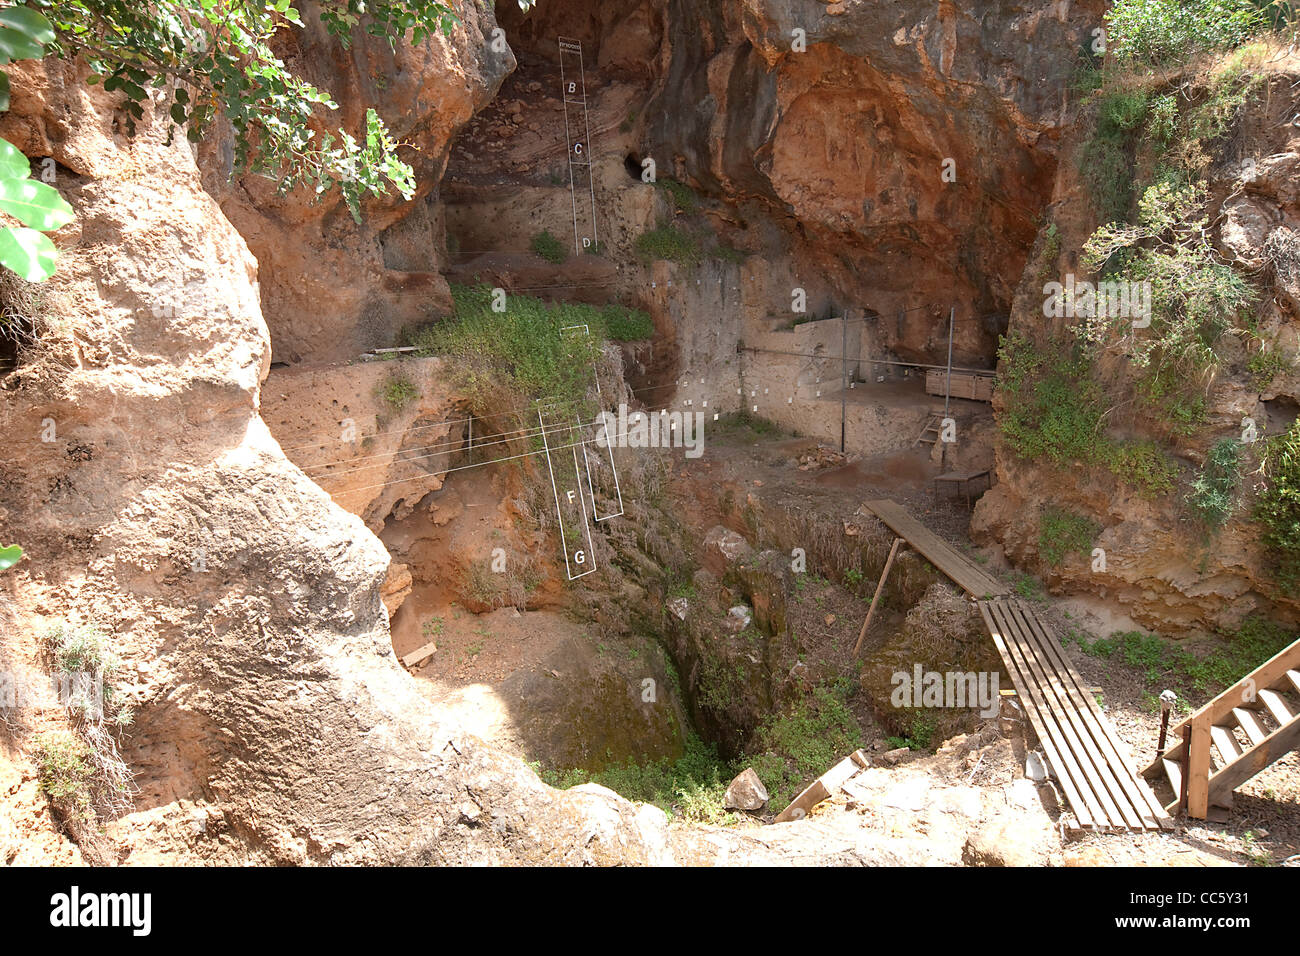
[198,4,514,365]
[0,58,693,865]
[633,0,1108,366]
[972,75,1300,636]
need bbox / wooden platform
[979,597,1174,832]
[861,499,1007,598]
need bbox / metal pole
[840,312,847,453]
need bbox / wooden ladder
[914,414,942,447]
[1142,638,1300,818]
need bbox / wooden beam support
[854,537,903,657]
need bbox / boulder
[702,525,753,575]
[724,768,770,811]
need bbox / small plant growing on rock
[1038,506,1100,567]
[530,229,567,264]
[377,372,419,410]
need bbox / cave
[13,0,1300,876]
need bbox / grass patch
[746,685,863,812]
[655,177,697,215]
[376,372,419,411]
[537,733,733,823]
[634,223,703,266]
[996,330,1178,497]
[530,229,567,264]
[1075,617,1293,696]
[1256,417,1300,592]
[1039,506,1101,567]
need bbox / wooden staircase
[914,414,942,448]
[1142,638,1300,818]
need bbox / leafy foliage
[1186,437,1242,531]
[34,0,461,220]
[0,542,21,570]
[1256,417,1300,591]
[1105,0,1265,64]
[537,733,733,823]
[407,285,649,427]
[376,371,419,410]
[0,9,72,281]
[746,686,862,811]
[997,330,1178,496]
[634,223,702,266]
[1039,507,1100,567]
[1082,179,1255,378]
[530,229,567,264]
[1074,617,1292,696]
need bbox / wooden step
[1162,758,1183,799]
[1211,724,1243,762]
[1258,688,1293,726]
[1285,669,1300,697]
[1233,707,1267,748]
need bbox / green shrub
[747,686,862,811]
[537,733,733,821]
[597,302,654,341]
[376,372,419,410]
[634,223,702,266]
[1106,0,1264,64]
[1078,88,1148,223]
[33,732,95,814]
[1039,507,1101,566]
[655,177,697,215]
[1186,437,1241,531]
[1255,418,1300,590]
[530,229,567,264]
[1248,345,1289,391]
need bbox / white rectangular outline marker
[561,324,623,521]
[558,36,598,257]
[537,405,598,581]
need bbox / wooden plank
[1211,724,1243,763]
[1162,758,1183,797]
[1005,602,1146,830]
[980,601,1102,828]
[863,499,1008,597]
[1258,688,1293,727]
[1286,669,1300,696]
[1188,712,1212,819]
[1208,712,1300,808]
[1012,601,1174,830]
[1234,708,1267,748]
[993,601,1133,829]
[400,640,438,669]
[854,537,902,656]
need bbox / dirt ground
[683,423,1299,866]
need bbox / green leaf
[0,70,9,112]
[0,8,54,47]
[0,137,29,179]
[0,25,47,63]
[0,544,22,571]
[0,225,56,280]
[0,177,72,230]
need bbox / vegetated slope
[975,9,1300,636]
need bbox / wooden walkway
[860,499,1168,832]
[861,499,1008,598]
[980,598,1173,831]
